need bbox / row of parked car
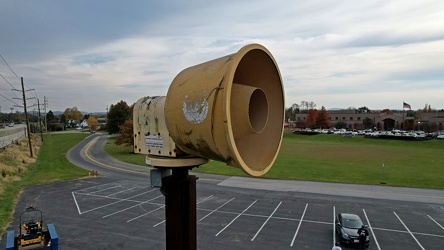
[364,130,444,140]
[296,128,444,140]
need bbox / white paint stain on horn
[182,94,209,124]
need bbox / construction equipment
[5,205,58,250]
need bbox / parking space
[2,176,443,249]
[67,179,444,249]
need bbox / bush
[48,123,64,131]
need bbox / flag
[403,102,411,109]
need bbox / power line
[0,92,20,106]
[0,54,21,100]
[0,72,20,95]
[0,53,38,102]
[0,53,20,80]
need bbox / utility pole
[37,99,43,141]
[12,77,34,157]
[44,96,48,132]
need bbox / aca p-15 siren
[133,43,285,176]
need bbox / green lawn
[0,133,89,234]
[105,132,444,189]
[264,133,444,188]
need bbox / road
[0,124,26,148]
[1,133,444,249]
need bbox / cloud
[1,0,444,112]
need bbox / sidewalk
[217,176,444,204]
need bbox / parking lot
[10,176,440,249]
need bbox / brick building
[295,109,444,131]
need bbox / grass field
[0,133,89,234]
[105,131,444,189]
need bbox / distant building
[295,109,444,131]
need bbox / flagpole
[403,102,405,130]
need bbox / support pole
[21,77,33,157]
[163,168,197,250]
[37,98,43,141]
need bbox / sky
[1,0,444,114]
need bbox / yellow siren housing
[134,44,285,176]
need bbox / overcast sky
[1,0,443,114]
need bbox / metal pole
[163,168,197,250]
[21,77,33,157]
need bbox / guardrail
[0,126,27,149]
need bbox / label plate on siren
[145,135,164,149]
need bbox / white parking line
[88,185,122,194]
[73,191,161,204]
[103,195,163,218]
[72,192,82,214]
[80,189,157,214]
[151,195,214,227]
[363,209,381,250]
[152,219,165,228]
[290,203,308,247]
[198,197,235,222]
[332,206,336,246]
[197,195,214,204]
[215,200,257,237]
[105,187,138,197]
[251,201,282,241]
[428,214,444,230]
[127,205,165,223]
[394,212,425,250]
[75,182,115,192]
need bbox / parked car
[343,131,355,137]
[336,213,370,246]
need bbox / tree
[363,117,373,129]
[357,106,370,113]
[300,100,316,111]
[87,115,99,131]
[381,109,393,114]
[421,122,437,133]
[46,110,56,122]
[423,104,432,112]
[335,121,346,129]
[60,114,66,125]
[107,100,131,134]
[64,107,83,120]
[404,119,414,130]
[315,106,330,128]
[116,119,134,146]
[306,109,318,128]
[285,103,300,122]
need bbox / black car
[336,213,370,246]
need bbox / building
[295,109,444,131]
